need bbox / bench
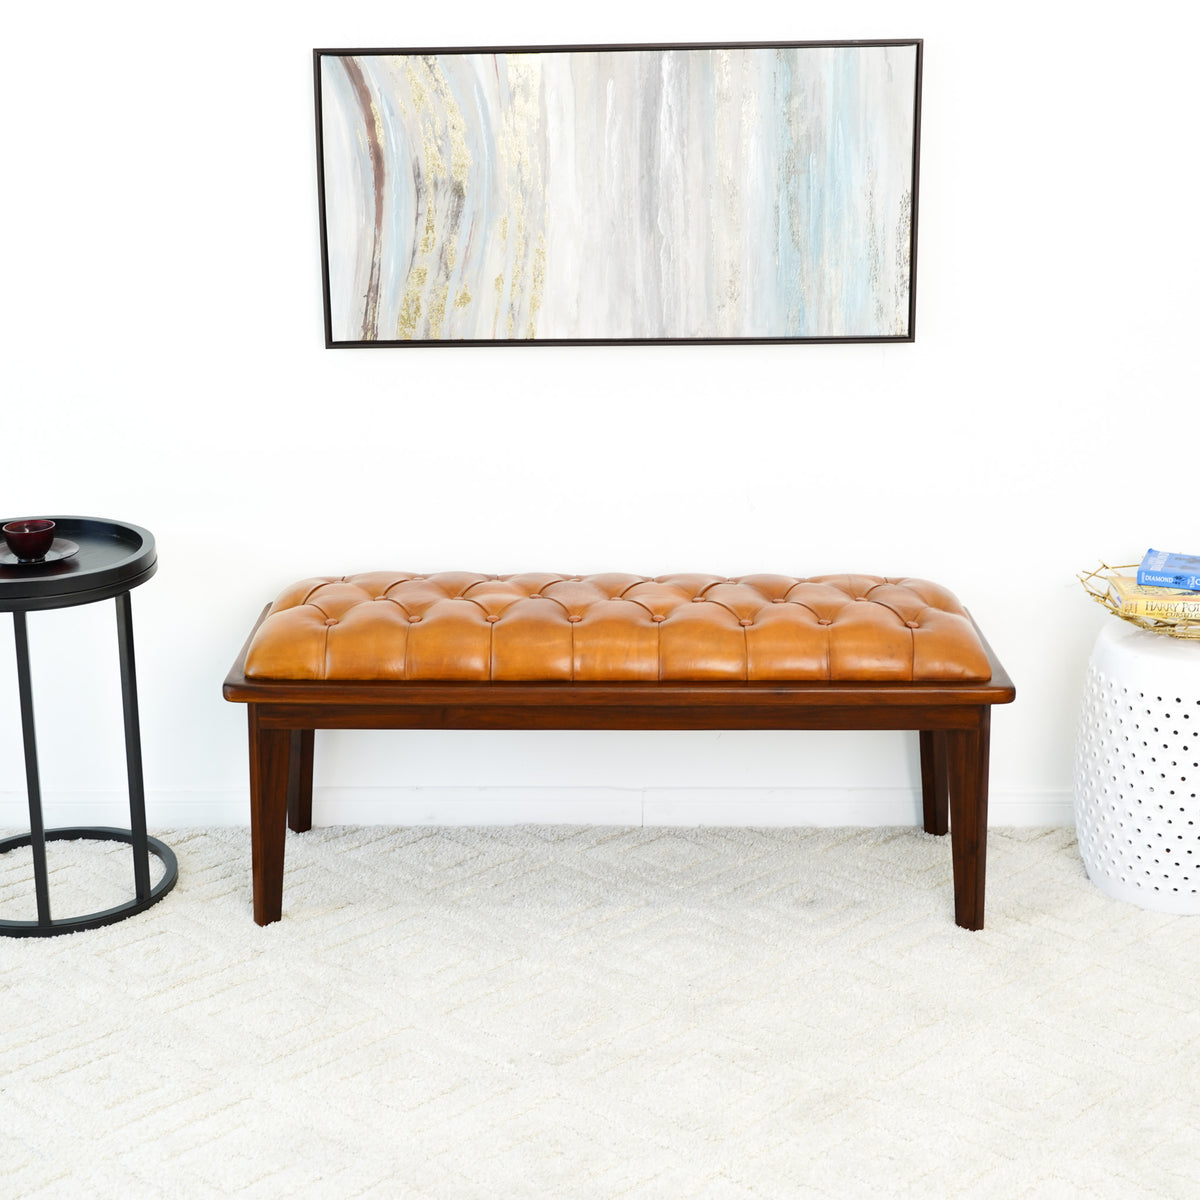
[223,572,1015,929]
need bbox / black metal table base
[2,528,176,937]
[0,827,178,936]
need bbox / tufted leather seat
[242,572,991,683]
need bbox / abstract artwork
[314,41,922,346]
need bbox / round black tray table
[0,516,177,936]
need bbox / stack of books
[1137,549,1200,590]
[1108,550,1200,623]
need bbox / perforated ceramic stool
[1074,622,1200,913]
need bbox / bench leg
[946,709,991,931]
[248,706,290,926]
[918,731,949,836]
[287,730,314,833]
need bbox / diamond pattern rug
[2,825,1198,1198]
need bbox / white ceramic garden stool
[1074,622,1200,913]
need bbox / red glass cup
[3,519,56,561]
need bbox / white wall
[2,1,1196,831]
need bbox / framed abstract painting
[314,41,922,347]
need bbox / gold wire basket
[1079,563,1200,639]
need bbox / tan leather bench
[223,572,1015,928]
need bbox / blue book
[1138,549,1200,592]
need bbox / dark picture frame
[314,41,923,347]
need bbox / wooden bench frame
[224,606,1015,930]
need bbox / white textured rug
[2,825,1199,1199]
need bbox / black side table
[0,516,178,936]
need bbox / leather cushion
[242,573,992,683]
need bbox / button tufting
[245,571,992,683]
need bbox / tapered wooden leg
[287,730,315,833]
[248,706,290,926]
[946,709,991,931]
[919,731,949,836]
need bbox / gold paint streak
[513,224,526,312]
[386,56,409,116]
[450,129,471,186]
[396,266,429,340]
[483,55,551,338]
[421,122,447,181]
[420,203,438,255]
[495,58,537,337]
[529,235,546,320]
[427,62,472,186]
[397,55,473,338]
[427,281,449,338]
[405,60,427,111]
[492,273,504,338]
[405,61,447,184]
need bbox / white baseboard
[0,786,1075,829]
